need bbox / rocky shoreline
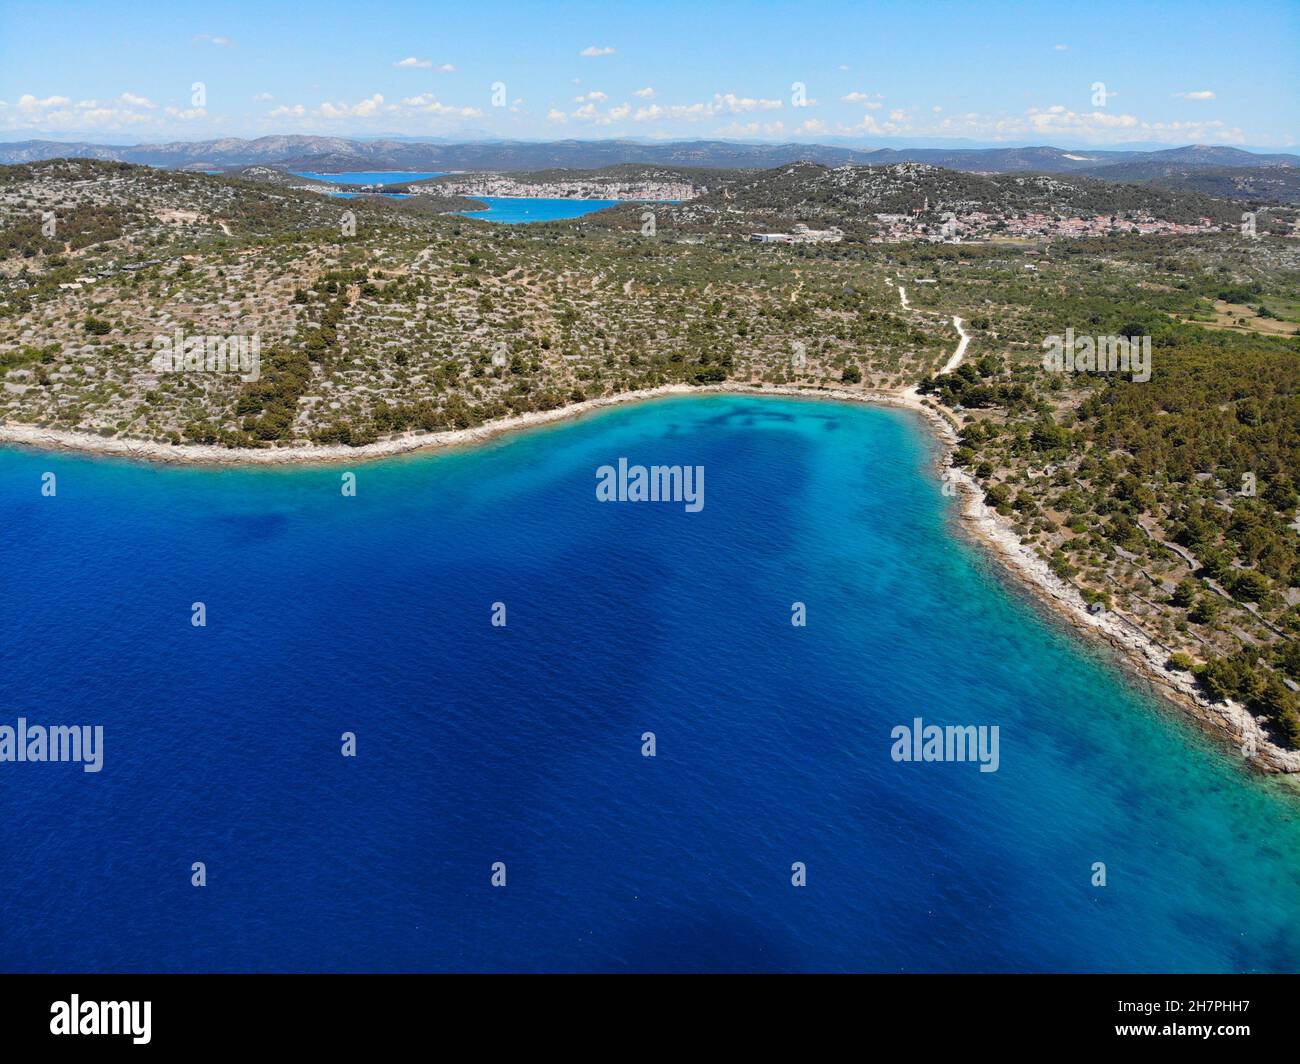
[890,390,1300,778]
[4,381,1295,775]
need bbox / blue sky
[1,0,1296,148]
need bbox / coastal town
[406,171,700,203]
[868,207,1227,243]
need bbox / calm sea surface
[2,395,1298,972]
[458,196,621,223]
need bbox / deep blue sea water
[459,196,622,224]
[3,395,1300,973]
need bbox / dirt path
[940,316,970,373]
[893,280,967,375]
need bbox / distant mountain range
[3,136,1298,201]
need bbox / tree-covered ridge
[648,161,1245,231]
[1091,164,1300,205]
[0,160,946,447]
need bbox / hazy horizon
[0,132,1294,158]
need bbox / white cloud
[714,119,786,138]
[827,112,914,137]
[266,93,483,124]
[1173,90,1216,100]
[633,86,655,98]
[394,57,455,72]
[5,92,183,130]
[553,90,785,126]
[397,94,483,117]
[319,93,389,118]
[880,103,1248,145]
[579,45,616,57]
[714,93,782,113]
[17,94,70,110]
[1053,43,1069,51]
[633,93,783,123]
[567,99,633,125]
[1028,104,1136,130]
[841,91,883,109]
[253,92,274,102]
[193,34,231,46]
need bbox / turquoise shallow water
[291,171,441,199]
[458,196,622,223]
[1,395,1298,972]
